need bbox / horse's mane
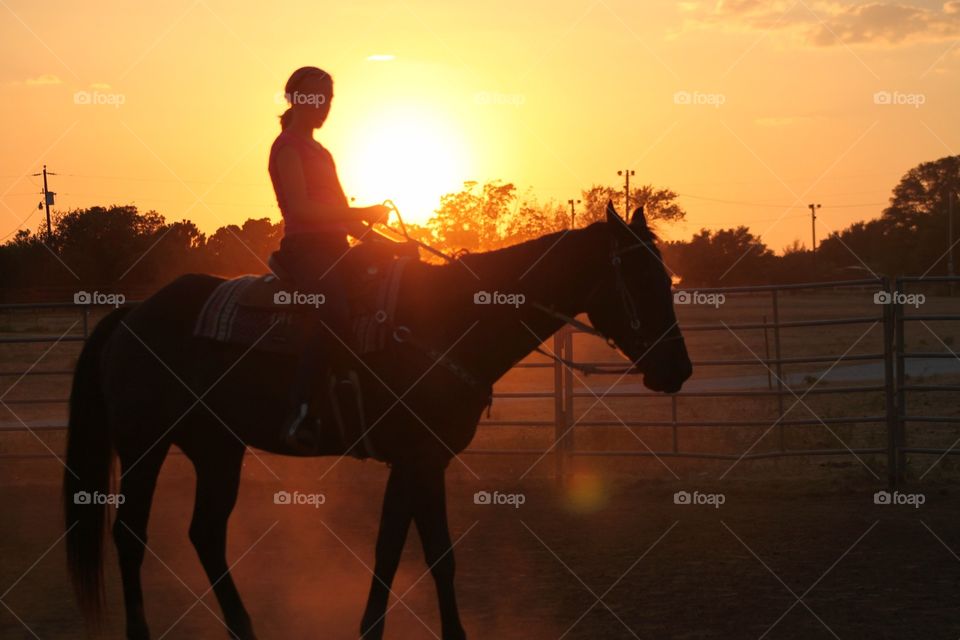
[450,220,660,281]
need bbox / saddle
[193,239,416,356]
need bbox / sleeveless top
[269,129,349,236]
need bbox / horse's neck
[418,225,608,385]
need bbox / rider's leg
[282,254,353,450]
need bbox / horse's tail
[63,306,129,624]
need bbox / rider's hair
[279,66,333,131]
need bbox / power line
[59,172,266,187]
[675,191,886,209]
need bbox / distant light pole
[567,199,580,228]
[808,203,821,256]
[618,169,635,213]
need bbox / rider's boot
[283,315,353,453]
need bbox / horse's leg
[411,460,466,640]
[186,444,256,640]
[360,465,413,639]
[113,445,169,640]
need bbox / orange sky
[1,0,959,251]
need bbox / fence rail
[2,276,959,487]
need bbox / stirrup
[283,403,318,452]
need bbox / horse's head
[585,201,692,393]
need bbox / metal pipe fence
[1,276,958,487]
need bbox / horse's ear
[630,206,648,230]
[605,200,622,225]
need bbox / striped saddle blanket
[194,256,412,355]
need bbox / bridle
[531,235,684,375]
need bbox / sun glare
[339,107,470,226]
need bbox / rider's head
[280,66,333,131]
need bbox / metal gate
[2,277,959,487]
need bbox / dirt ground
[3,289,960,638]
[2,454,960,640]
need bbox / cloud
[691,0,960,47]
[25,74,62,86]
[808,2,960,46]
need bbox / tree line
[1,155,956,300]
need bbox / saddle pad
[193,257,411,355]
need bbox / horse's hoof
[126,621,151,640]
[227,619,258,640]
[359,619,385,640]
[442,628,467,640]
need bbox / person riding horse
[269,66,389,449]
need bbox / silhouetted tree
[663,227,774,287]
[579,184,686,227]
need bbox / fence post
[671,394,679,453]
[882,277,898,488]
[553,329,565,484]
[563,326,575,480]
[771,290,786,451]
[893,277,907,486]
[763,314,772,390]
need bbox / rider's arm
[274,145,384,228]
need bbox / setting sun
[338,105,471,225]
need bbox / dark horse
[63,203,691,639]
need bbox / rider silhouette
[269,66,389,450]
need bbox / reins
[373,202,676,380]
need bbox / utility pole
[617,169,635,213]
[31,165,57,239]
[567,199,580,228]
[808,202,821,258]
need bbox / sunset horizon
[3,1,959,252]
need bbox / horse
[62,202,692,640]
